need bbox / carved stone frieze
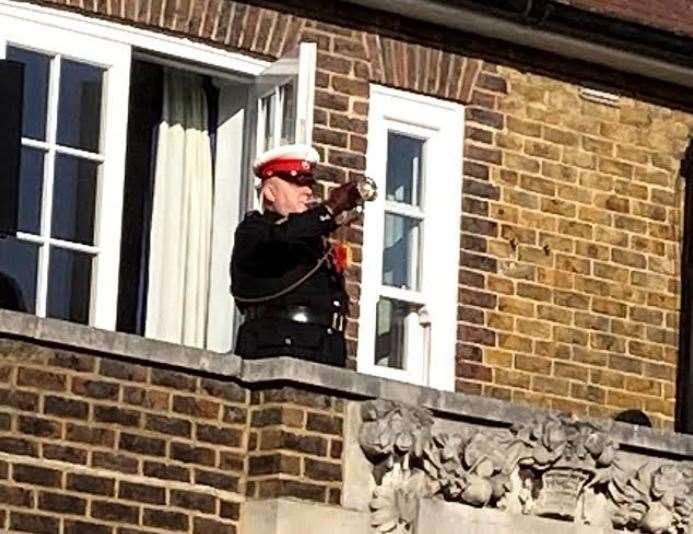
[609,464,693,533]
[357,399,693,534]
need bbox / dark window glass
[57,60,104,153]
[280,81,296,145]
[52,154,98,245]
[46,247,92,324]
[386,132,424,206]
[374,297,413,369]
[18,147,45,234]
[261,94,274,152]
[382,213,421,290]
[7,47,51,141]
[0,237,38,313]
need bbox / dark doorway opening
[116,58,220,336]
[676,139,693,433]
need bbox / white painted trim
[579,87,620,107]
[16,233,101,255]
[358,84,463,392]
[133,51,255,83]
[2,21,132,328]
[296,42,317,146]
[384,201,424,219]
[206,84,250,353]
[91,45,132,329]
[253,42,317,152]
[21,139,107,163]
[0,0,268,76]
[349,0,693,89]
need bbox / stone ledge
[239,498,369,534]
[241,357,693,459]
[417,498,614,533]
[0,310,692,459]
[0,310,243,377]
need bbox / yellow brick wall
[458,66,693,427]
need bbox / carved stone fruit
[641,502,674,533]
[461,475,493,507]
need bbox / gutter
[346,0,693,89]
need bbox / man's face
[264,175,314,216]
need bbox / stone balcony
[0,309,691,533]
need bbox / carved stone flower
[651,465,688,508]
[584,432,616,467]
[511,414,616,475]
[609,464,651,527]
[422,433,466,499]
[609,463,693,533]
[370,465,428,533]
[360,400,434,464]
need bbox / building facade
[1,0,693,532]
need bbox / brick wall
[0,340,246,533]
[246,387,344,505]
[455,67,693,428]
[29,0,693,426]
[0,339,351,532]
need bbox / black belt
[244,305,346,332]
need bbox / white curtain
[145,69,213,348]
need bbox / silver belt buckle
[292,310,309,323]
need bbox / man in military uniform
[230,144,361,366]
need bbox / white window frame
[358,85,464,391]
[0,17,131,329]
[254,43,316,155]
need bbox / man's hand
[325,182,361,216]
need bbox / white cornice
[0,0,269,78]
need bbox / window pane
[0,237,38,313]
[52,154,98,245]
[57,60,104,153]
[375,297,415,369]
[280,81,296,145]
[46,247,93,324]
[261,94,274,152]
[18,147,45,234]
[7,46,50,141]
[386,132,424,206]
[382,213,421,290]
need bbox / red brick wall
[0,339,352,532]
[246,387,344,505]
[0,340,247,532]
[26,0,693,426]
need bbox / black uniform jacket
[230,205,348,366]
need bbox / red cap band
[257,158,314,180]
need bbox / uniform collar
[262,209,282,220]
[262,209,288,225]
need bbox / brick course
[0,341,246,533]
[245,387,344,504]
[457,69,692,427]
[0,340,349,531]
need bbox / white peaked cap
[252,143,321,179]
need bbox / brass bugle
[356,176,377,202]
